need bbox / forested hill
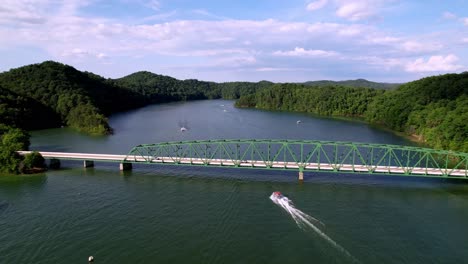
[0,61,146,134]
[236,73,468,152]
[235,84,384,117]
[303,79,401,89]
[113,72,273,101]
[113,71,220,102]
[366,73,468,152]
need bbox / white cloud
[256,67,286,72]
[335,0,380,21]
[462,17,468,26]
[462,38,468,43]
[442,11,457,20]
[400,41,442,53]
[368,36,400,44]
[356,56,405,71]
[305,22,367,36]
[211,56,257,68]
[307,0,328,11]
[273,47,338,57]
[0,0,49,25]
[405,54,463,72]
[97,53,108,59]
[144,0,160,11]
[61,48,109,60]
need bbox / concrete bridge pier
[83,160,94,168]
[298,170,304,181]
[120,163,132,171]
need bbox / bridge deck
[18,151,468,178]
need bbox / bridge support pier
[83,160,94,168]
[120,163,132,171]
[49,159,61,169]
[298,170,304,181]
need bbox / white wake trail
[270,193,360,263]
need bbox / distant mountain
[303,79,401,89]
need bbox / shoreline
[238,105,429,148]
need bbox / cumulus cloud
[0,0,49,25]
[273,47,338,57]
[307,0,328,11]
[335,0,383,21]
[306,0,393,21]
[405,55,463,72]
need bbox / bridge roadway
[17,151,468,178]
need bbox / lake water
[1,100,468,263]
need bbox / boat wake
[270,192,360,263]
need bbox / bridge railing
[124,139,468,176]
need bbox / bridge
[19,139,468,180]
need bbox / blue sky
[0,0,467,82]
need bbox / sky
[0,0,467,83]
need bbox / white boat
[180,127,187,132]
[297,120,302,124]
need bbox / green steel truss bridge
[20,139,468,180]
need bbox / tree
[0,128,30,174]
[21,151,46,173]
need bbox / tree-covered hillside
[366,73,468,152]
[113,71,221,103]
[236,73,467,152]
[0,86,61,130]
[235,83,383,117]
[217,81,274,99]
[0,61,147,134]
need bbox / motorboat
[272,191,284,198]
[297,120,302,124]
[180,127,187,132]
